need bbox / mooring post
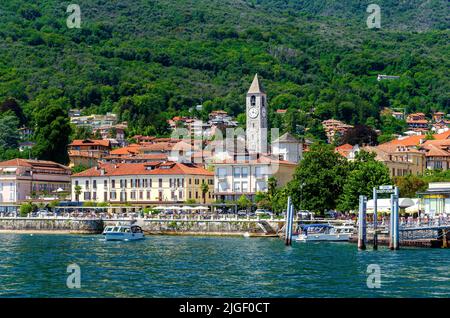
[285,196,294,246]
[442,230,448,248]
[391,187,400,250]
[389,193,394,249]
[373,187,378,250]
[358,195,367,250]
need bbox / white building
[213,154,296,201]
[272,132,303,163]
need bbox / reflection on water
[0,234,448,297]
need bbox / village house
[0,159,71,205]
[71,161,214,204]
[68,139,112,168]
[322,119,353,144]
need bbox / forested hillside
[0,0,448,162]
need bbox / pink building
[0,159,71,204]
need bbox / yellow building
[71,161,214,204]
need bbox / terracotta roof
[69,139,111,147]
[0,159,70,171]
[110,145,140,155]
[335,144,353,157]
[432,130,450,140]
[72,162,213,178]
[214,155,297,166]
[422,144,450,157]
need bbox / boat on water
[294,223,354,242]
[102,224,145,241]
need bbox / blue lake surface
[0,234,448,297]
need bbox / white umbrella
[195,206,209,210]
[181,206,194,210]
[153,206,166,210]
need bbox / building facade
[213,155,296,202]
[71,162,214,204]
[68,139,112,168]
[0,159,71,203]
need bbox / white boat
[102,224,145,241]
[295,223,354,242]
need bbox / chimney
[100,168,105,175]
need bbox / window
[104,192,107,201]
[84,192,91,200]
[139,191,143,200]
[104,180,108,188]
[159,179,163,188]
[242,181,248,192]
[111,180,115,188]
[93,180,97,189]
[217,168,227,178]
[93,192,97,200]
[250,95,256,106]
[234,182,241,192]
[179,191,183,199]
[130,191,136,200]
[233,167,241,178]
[146,191,150,199]
[110,191,116,200]
[241,167,248,178]
[85,180,89,188]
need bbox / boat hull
[295,233,351,242]
[103,232,145,241]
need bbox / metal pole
[285,196,294,246]
[393,187,400,250]
[373,187,378,250]
[389,194,394,249]
[358,195,367,250]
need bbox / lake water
[0,234,448,297]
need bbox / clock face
[249,107,259,119]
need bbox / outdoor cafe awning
[365,198,416,214]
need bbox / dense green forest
[0,0,448,163]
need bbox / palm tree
[201,181,209,204]
[74,185,82,202]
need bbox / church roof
[272,132,300,144]
[247,74,265,94]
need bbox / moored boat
[102,224,145,241]
[295,223,354,242]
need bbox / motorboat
[295,223,354,242]
[102,224,145,241]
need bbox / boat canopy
[301,224,333,229]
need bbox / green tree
[74,185,82,202]
[0,113,20,149]
[237,194,252,211]
[337,151,391,212]
[32,101,72,164]
[394,175,427,198]
[201,181,209,204]
[289,142,348,213]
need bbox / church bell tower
[246,74,268,154]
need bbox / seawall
[0,217,283,236]
[104,218,283,237]
[0,217,104,234]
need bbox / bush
[19,203,34,217]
